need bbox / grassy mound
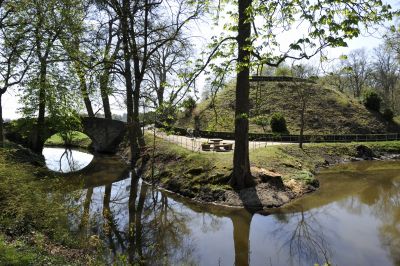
[177,81,399,134]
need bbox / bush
[270,113,288,134]
[363,90,381,111]
[382,108,394,121]
[181,97,196,117]
[251,115,269,133]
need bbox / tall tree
[372,44,399,111]
[104,0,204,164]
[0,0,31,146]
[60,1,95,117]
[344,48,370,98]
[202,0,394,188]
[145,32,193,108]
[231,0,253,188]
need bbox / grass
[176,81,399,134]
[44,131,92,149]
[141,134,400,201]
[0,233,72,266]
[0,143,99,265]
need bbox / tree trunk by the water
[231,0,254,189]
[133,82,145,150]
[0,93,3,147]
[231,211,253,266]
[121,0,139,165]
[34,60,47,152]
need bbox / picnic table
[201,139,233,152]
[209,138,223,144]
[213,143,233,152]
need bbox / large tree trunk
[121,0,139,165]
[33,59,47,152]
[230,0,254,189]
[0,93,3,147]
[133,83,145,150]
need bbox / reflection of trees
[231,211,252,266]
[272,209,332,266]
[327,169,400,266]
[95,172,198,265]
[59,148,75,172]
[365,178,400,265]
[58,148,86,172]
[79,187,93,234]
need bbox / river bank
[0,142,100,265]
[134,135,400,211]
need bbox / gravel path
[151,129,293,152]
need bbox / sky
[2,0,399,120]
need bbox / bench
[213,143,233,152]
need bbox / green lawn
[44,131,92,149]
[0,143,98,265]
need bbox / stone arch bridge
[5,117,126,154]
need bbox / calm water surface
[43,147,94,173]
[45,149,400,266]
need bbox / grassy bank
[44,131,92,149]
[139,135,400,208]
[0,143,98,265]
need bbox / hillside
[176,80,400,134]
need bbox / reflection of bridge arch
[60,153,130,189]
[6,117,126,154]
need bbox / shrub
[363,90,381,111]
[270,113,288,134]
[181,97,197,117]
[382,108,394,121]
[157,103,177,126]
[251,115,269,133]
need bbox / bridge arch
[6,117,127,154]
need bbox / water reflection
[64,160,400,265]
[43,147,94,173]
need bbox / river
[43,147,400,266]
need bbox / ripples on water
[44,149,400,265]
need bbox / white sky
[3,0,399,120]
